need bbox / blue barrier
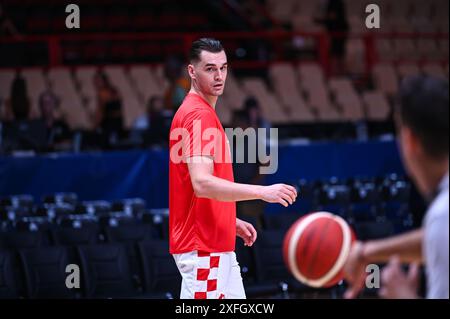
[265,140,404,184]
[0,140,404,208]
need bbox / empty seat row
[0,214,169,248]
[0,240,180,299]
[0,229,334,299]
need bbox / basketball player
[169,38,298,299]
[344,75,449,299]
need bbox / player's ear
[188,64,196,80]
[401,126,420,157]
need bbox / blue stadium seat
[1,195,34,210]
[37,203,74,220]
[111,198,146,217]
[138,240,181,298]
[43,193,78,206]
[144,212,169,240]
[50,222,101,246]
[19,246,80,298]
[263,213,301,231]
[316,181,351,217]
[0,250,21,298]
[82,201,112,217]
[104,223,155,244]
[0,230,50,250]
[353,221,395,240]
[252,230,315,298]
[105,223,156,285]
[77,243,138,298]
[235,240,259,288]
[293,179,317,214]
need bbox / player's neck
[427,159,449,195]
[189,87,217,110]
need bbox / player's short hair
[397,75,449,159]
[189,38,224,63]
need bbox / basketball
[283,212,356,288]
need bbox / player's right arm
[343,229,423,298]
[187,155,297,206]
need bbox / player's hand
[379,256,419,299]
[259,184,297,207]
[236,218,257,247]
[343,241,368,299]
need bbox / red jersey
[169,93,236,254]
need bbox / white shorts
[173,250,246,299]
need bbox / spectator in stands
[231,109,266,229]
[39,81,61,128]
[315,0,349,75]
[163,56,190,112]
[39,82,70,146]
[244,96,272,170]
[231,110,252,181]
[344,75,449,299]
[134,95,164,130]
[93,71,123,136]
[236,97,273,227]
[8,73,30,121]
[244,96,270,131]
[0,4,21,38]
[133,95,168,145]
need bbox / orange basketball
[283,212,356,288]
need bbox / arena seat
[77,243,138,298]
[138,240,181,298]
[0,230,50,250]
[372,63,398,97]
[19,246,79,298]
[362,91,391,121]
[269,63,314,122]
[0,250,21,298]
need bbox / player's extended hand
[259,184,297,207]
[343,241,368,299]
[236,218,257,247]
[379,256,419,299]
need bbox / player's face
[191,50,228,96]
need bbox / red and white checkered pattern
[173,250,246,299]
[194,251,221,299]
